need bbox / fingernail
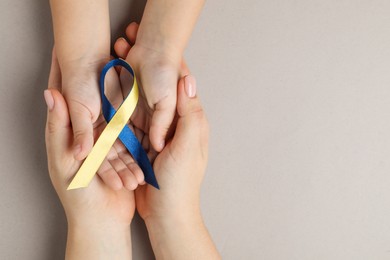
[44,90,54,111]
[160,140,165,150]
[119,37,127,44]
[184,75,196,98]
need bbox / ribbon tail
[118,128,160,189]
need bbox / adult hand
[45,49,138,259]
[135,74,208,222]
[136,73,220,260]
[113,24,205,218]
[117,41,219,256]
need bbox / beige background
[1,0,390,259]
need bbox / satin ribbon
[68,59,159,190]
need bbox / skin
[50,0,145,191]
[45,36,220,260]
[115,29,222,258]
[50,0,111,160]
[138,74,221,260]
[45,50,134,259]
[46,15,219,258]
[94,22,192,190]
[49,0,205,167]
[122,0,205,152]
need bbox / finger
[45,89,71,152]
[126,163,144,186]
[111,55,122,74]
[97,159,123,191]
[113,142,145,185]
[119,65,136,102]
[68,103,94,161]
[105,67,124,107]
[165,113,178,144]
[110,158,139,190]
[125,22,139,44]
[114,37,131,60]
[113,39,133,95]
[134,126,145,144]
[172,75,209,150]
[149,95,177,152]
[177,75,201,116]
[118,152,145,184]
[48,47,62,90]
[147,148,158,164]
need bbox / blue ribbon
[100,59,159,189]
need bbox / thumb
[150,93,177,152]
[45,89,72,152]
[177,75,202,118]
[171,75,209,153]
[67,103,94,160]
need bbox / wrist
[68,222,131,241]
[59,54,110,76]
[144,208,203,241]
[144,210,218,260]
[68,218,131,232]
[51,0,111,68]
[128,43,182,78]
[66,208,133,233]
[66,222,131,259]
[135,0,204,60]
[135,31,184,62]
[144,207,202,227]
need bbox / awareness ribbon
[67,59,159,190]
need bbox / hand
[55,31,147,192]
[50,0,112,161]
[114,22,184,153]
[113,24,204,219]
[136,73,208,221]
[134,59,220,260]
[45,49,138,229]
[124,0,205,151]
[45,49,138,258]
[61,56,107,161]
[115,37,219,258]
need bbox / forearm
[50,0,110,69]
[66,223,132,260]
[137,0,205,60]
[145,213,220,260]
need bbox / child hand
[50,0,112,161]
[131,72,219,259]
[115,22,185,152]
[60,56,108,161]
